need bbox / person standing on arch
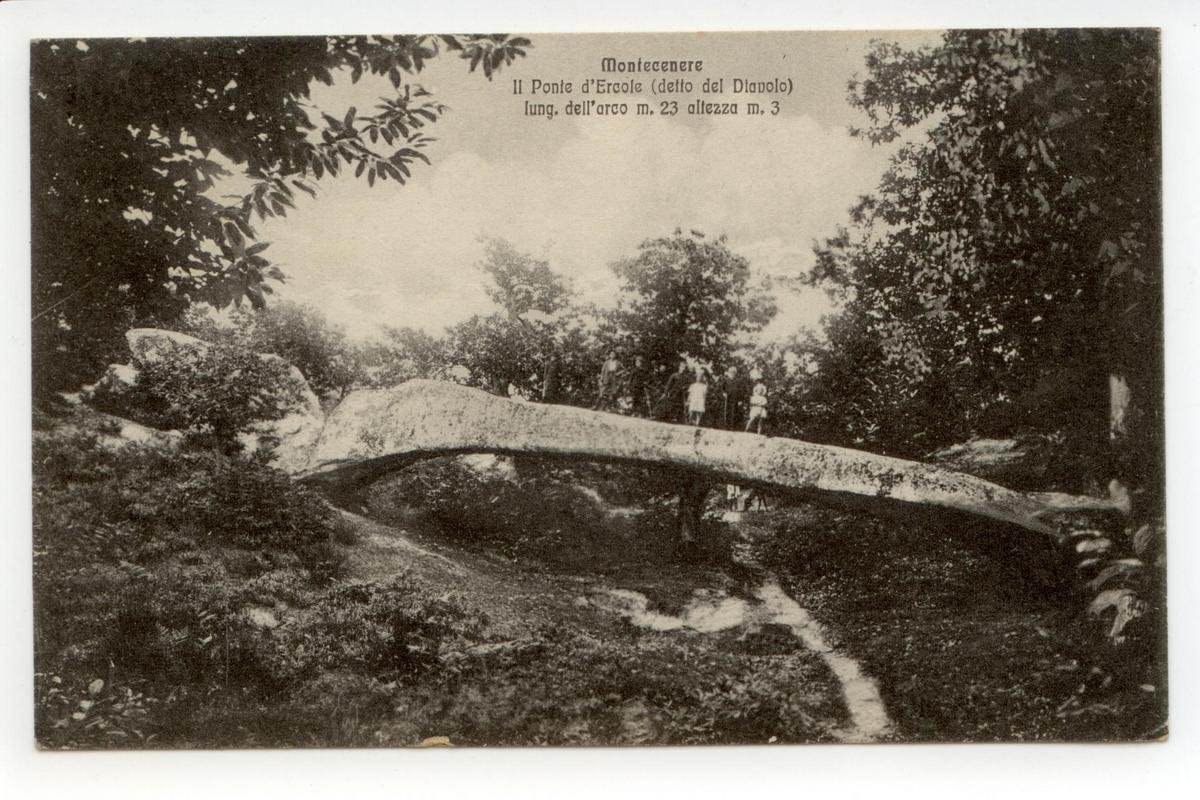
[655,358,691,423]
[687,367,709,426]
[625,354,652,417]
[592,349,622,412]
[716,364,750,431]
[746,367,768,435]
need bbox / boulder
[89,328,326,471]
[127,327,211,365]
[79,362,138,405]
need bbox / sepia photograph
[25,24,1167,752]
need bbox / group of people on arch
[590,351,769,435]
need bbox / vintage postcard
[29,29,1164,750]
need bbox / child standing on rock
[687,369,708,426]
[746,380,768,434]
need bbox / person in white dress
[687,369,708,426]
[745,381,767,434]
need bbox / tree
[446,313,544,397]
[755,310,974,456]
[31,34,530,400]
[603,230,776,539]
[176,301,361,399]
[608,230,777,375]
[243,302,359,399]
[356,325,451,388]
[807,29,1160,499]
[446,239,600,401]
[478,238,572,324]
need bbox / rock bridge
[96,330,1070,541]
[294,379,1060,540]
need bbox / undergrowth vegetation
[755,506,1167,742]
[35,425,837,748]
[32,428,489,748]
[368,456,694,570]
[373,625,842,746]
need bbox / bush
[377,625,839,746]
[33,431,342,728]
[178,302,361,400]
[264,576,485,684]
[370,456,681,570]
[171,456,336,550]
[33,425,493,747]
[34,431,336,556]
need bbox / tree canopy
[800,29,1160,491]
[608,230,777,374]
[31,34,529,399]
[445,238,596,400]
[478,238,572,324]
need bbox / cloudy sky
[252,31,941,342]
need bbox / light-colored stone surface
[79,362,138,404]
[127,327,210,364]
[296,380,1057,537]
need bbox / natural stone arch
[295,380,1060,540]
[89,330,1065,540]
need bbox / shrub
[370,456,681,570]
[265,575,485,683]
[244,302,360,400]
[170,455,336,551]
[237,568,319,608]
[107,564,267,684]
[378,625,839,746]
[178,302,361,400]
[250,575,484,695]
[331,512,360,545]
[34,431,337,555]
[32,436,341,729]
[32,425,415,748]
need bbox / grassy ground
[749,506,1167,742]
[33,414,1165,747]
[334,508,846,746]
[33,418,847,748]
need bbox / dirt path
[596,580,893,743]
[339,503,893,743]
[754,581,892,742]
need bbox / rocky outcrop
[126,328,214,365]
[86,328,326,473]
[296,380,1058,538]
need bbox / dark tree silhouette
[31,34,529,400]
[805,29,1160,502]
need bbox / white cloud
[259,111,893,342]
